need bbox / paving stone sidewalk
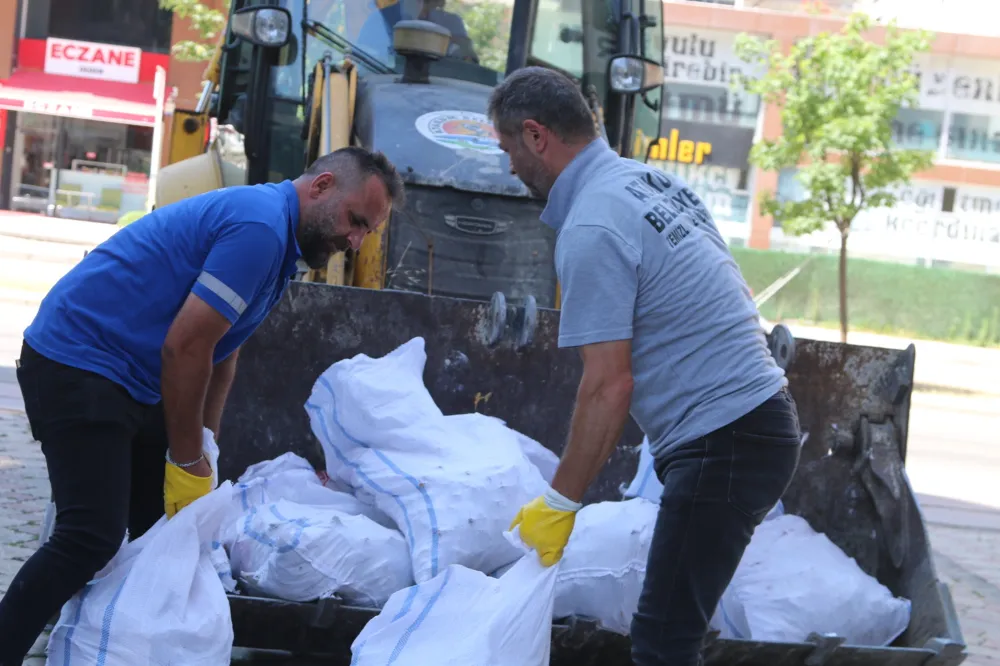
[1,409,998,665]
[0,411,50,664]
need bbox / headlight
[230,7,292,48]
[608,55,665,94]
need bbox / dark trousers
[0,343,168,666]
[630,386,802,666]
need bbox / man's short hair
[487,67,598,144]
[305,146,406,211]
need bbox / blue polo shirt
[23,180,303,405]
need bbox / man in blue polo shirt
[0,146,404,665]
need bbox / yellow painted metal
[167,110,207,164]
[354,222,389,289]
[322,68,350,158]
[326,252,346,286]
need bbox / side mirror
[230,6,292,48]
[608,55,665,94]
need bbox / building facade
[0,0,222,223]
[661,0,1000,273]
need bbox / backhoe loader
[145,1,966,664]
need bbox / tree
[159,0,227,62]
[453,0,511,72]
[733,13,934,343]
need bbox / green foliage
[159,0,227,62]
[733,13,935,237]
[732,248,1000,347]
[453,0,510,72]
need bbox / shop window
[656,162,752,224]
[44,0,173,53]
[891,107,943,152]
[663,82,759,129]
[942,187,956,213]
[946,113,1000,164]
[9,113,153,221]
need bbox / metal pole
[146,65,167,212]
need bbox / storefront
[771,51,1000,273]
[650,27,765,243]
[0,37,168,222]
[775,171,1000,271]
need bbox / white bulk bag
[720,514,912,645]
[228,498,413,607]
[46,485,236,665]
[350,533,559,666]
[305,337,548,583]
[445,413,561,484]
[552,498,658,635]
[622,436,663,502]
[233,452,395,530]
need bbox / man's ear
[521,119,548,155]
[310,172,336,198]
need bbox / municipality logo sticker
[415,110,503,155]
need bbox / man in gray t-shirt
[494,68,802,666]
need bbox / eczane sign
[44,37,141,84]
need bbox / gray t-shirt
[540,138,786,459]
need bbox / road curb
[0,231,103,248]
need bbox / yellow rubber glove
[509,489,582,567]
[164,460,214,519]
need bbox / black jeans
[0,343,168,666]
[630,386,802,666]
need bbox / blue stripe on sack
[386,568,452,665]
[240,503,311,553]
[351,584,418,666]
[349,585,421,665]
[315,376,441,577]
[391,587,420,621]
[95,575,129,666]
[350,642,365,666]
[718,597,745,639]
[62,585,92,666]
[305,401,418,555]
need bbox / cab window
[641,0,663,61]
[528,0,584,78]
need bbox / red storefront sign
[44,37,142,84]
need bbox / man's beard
[298,214,351,270]
[516,157,553,200]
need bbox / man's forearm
[204,348,239,438]
[161,342,214,464]
[550,374,633,503]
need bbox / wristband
[166,451,205,469]
[543,486,583,513]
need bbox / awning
[0,70,156,127]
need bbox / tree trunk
[839,229,849,344]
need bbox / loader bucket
[219,281,966,666]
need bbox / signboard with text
[662,27,767,87]
[650,119,755,169]
[775,172,1000,268]
[44,37,141,84]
